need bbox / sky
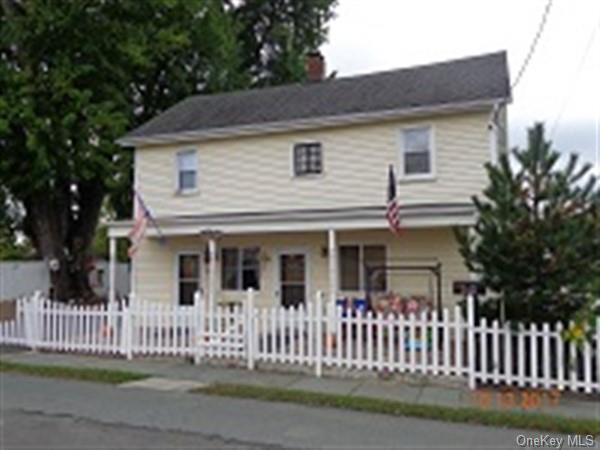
[321,0,600,174]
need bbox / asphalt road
[2,409,269,450]
[0,373,574,449]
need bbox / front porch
[106,205,476,310]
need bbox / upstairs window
[221,247,260,291]
[176,150,197,191]
[293,142,322,176]
[402,127,432,176]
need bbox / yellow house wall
[135,111,491,217]
[132,227,469,308]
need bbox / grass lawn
[195,383,600,436]
[0,360,148,385]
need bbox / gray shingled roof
[123,51,510,141]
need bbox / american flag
[386,165,401,234]
[128,190,162,257]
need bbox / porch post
[109,236,117,304]
[327,229,337,305]
[208,237,217,314]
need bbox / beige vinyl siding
[133,227,469,308]
[135,111,491,217]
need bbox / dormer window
[293,142,322,176]
[176,150,197,192]
[401,127,433,177]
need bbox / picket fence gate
[1,290,598,394]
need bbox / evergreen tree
[457,123,600,324]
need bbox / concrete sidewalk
[1,348,598,421]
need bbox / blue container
[336,298,348,309]
[352,298,367,313]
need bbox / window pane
[294,143,322,175]
[405,152,430,174]
[179,281,198,306]
[242,268,259,290]
[339,246,359,291]
[242,247,260,290]
[179,170,196,190]
[179,255,199,279]
[280,254,305,283]
[364,245,386,292]
[404,128,430,153]
[221,248,239,290]
[403,128,431,175]
[177,151,196,170]
[242,247,259,267]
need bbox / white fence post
[326,298,336,365]
[120,292,135,359]
[121,295,132,360]
[246,288,255,370]
[128,294,136,358]
[315,291,324,377]
[466,293,476,389]
[27,292,41,350]
[193,291,204,365]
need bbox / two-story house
[107,51,511,312]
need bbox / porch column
[109,236,116,304]
[328,229,337,305]
[208,237,217,313]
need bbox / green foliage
[91,224,128,262]
[0,0,337,297]
[0,360,148,384]
[231,0,337,86]
[0,186,33,260]
[457,123,600,324]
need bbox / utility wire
[550,16,600,138]
[511,0,554,90]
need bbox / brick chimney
[305,51,325,82]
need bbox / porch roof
[106,203,475,238]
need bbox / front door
[278,251,307,308]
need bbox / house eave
[116,98,507,147]
[106,204,476,238]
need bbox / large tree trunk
[23,180,106,303]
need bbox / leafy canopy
[0,0,337,300]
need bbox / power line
[550,16,600,138]
[511,0,554,90]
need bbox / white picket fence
[1,291,599,394]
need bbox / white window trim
[221,246,261,292]
[175,149,199,195]
[290,141,325,179]
[338,242,389,293]
[173,251,203,306]
[398,124,436,181]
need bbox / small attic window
[293,143,322,176]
